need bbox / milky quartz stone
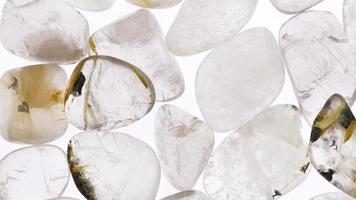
[161,190,210,200]
[344,0,356,59]
[125,0,182,8]
[0,145,69,200]
[310,193,355,200]
[309,94,356,198]
[65,55,155,131]
[90,10,184,101]
[203,105,310,200]
[269,0,324,14]
[0,64,68,144]
[0,0,89,64]
[280,11,356,125]
[68,131,161,200]
[47,198,79,200]
[166,0,257,56]
[196,27,285,132]
[155,105,214,190]
[63,0,115,11]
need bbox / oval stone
[269,0,324,14]
[63,0,115,11]
[309,193,354,200]
[125,0,182,8]
[161,190,210,200]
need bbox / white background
[0,0,354,199]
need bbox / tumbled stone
[155,105,214,190]
[166,0,257,56]
[65,55,155,131]
[47,198,79,200]
[269,0,324,14]
[126,0,182,8]
[68,131,161,200]
[280,11,356,125]
[0,0,89,63]
[203,105,310,200]
[309,94,356,198]
[161,190,210,200]
[310,193,354,200]
[344,0,356,59]
[196,27,285,132]
[0,145,69,200]
[0,64,68,144]
[63,0,115,11]
[90,10,184,101]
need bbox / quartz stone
[161,190,210,200]
[0,0,89,64]
[269,0,324,14]
[47,198,79,200]
[344,0,356,59]
[68,131,161,200]
[65,55,155,131]
[125,0,182,8]
[0,145,69,200]
[90,10,184,101]
[309,94,356,198]
[279,11,356,125]
[0,64,68,144]
[203,105,310,200]
[63,0,115,11]
[166,0,257,56]
[196,27,285,132]
[155,105,214,190]
[310,193,354,200]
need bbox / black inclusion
[72,72,86,97]
[310,127,322,143]
[319,169,335,182]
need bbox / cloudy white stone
[344,0,356,60]
[309,193,355,200]
[166,0,257,56]
[63,0,115,11]
[0,0,89,63]
[196,27,285,132]
[203,105,310,200]
[47,198,79,200]
[68,131,161,200]
[90,10,184,101]
[279,11,356,125]
[161,190,210,200]
[0,145,69,200]
[269,0,324,14]
[155,105,214,191]
[125,0,182,8]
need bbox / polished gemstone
[0,0,89,63]
[203,105,310,200]
[126,0,182,8]
[155,105,214,190]
[269,0,324,14]
[0,64,68,144]
[68,131,161,200]
[90,10,184,101]
[166,0,257,56]
[280,11,356,125]
[196,27,285,132]
[65,55,155,131]
[63,0,115,11]
[161,190,210,200]
[310,193,354,200]
[309,94,356,198]
[0,145,69,200]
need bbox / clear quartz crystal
[125,0,182,8]
[65,55,155,131]
[0,145,69,200]
[155,105,214,191]
[269,0,324,14]
[203,105,310,200]
[90,10,184,101]
[196,27,285,132]
[309,193,355,200]
[344,0,356,60]
[161,190,210,200]
[279,11,356,125]
[68,131,161,200]
[0,64,68,144]
[63,0,115,11]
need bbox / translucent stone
[68,131,161,200]
[125,0,182,8]
[47,198,79,200]
[0,0,89,63]
[0,64,68,144]
[344,0,356,59]
[203,105,310,200]
[90,10,184,101]
[279,11,356,125]
[63,0,115,11]
[196,27,285,132]
[65,55,155,131]
[155,105,214,190]
[0,145,69,200]
[309,94,356,198]
[161,190,210,200]
[310,193,354,200]
[166,0,257,56]
[269,0,324,14]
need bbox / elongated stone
[161,190,210,200]
[203,105,310,200]
[90,10,184,101]
[0,0,89,64]
[269,0,324,14]
[344,0,356,59]
[196,27,285,132]
[0,145,69,200]
[65,55,155,131]
[0,64,68,144]
[310,193,354,200]
[280,11,356,125]
[126,0,182,8]
[155,105,214,190]
[309,94,356,198]
[68,131,161,200]
[63,0,115,11]
[166,0,257,56]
